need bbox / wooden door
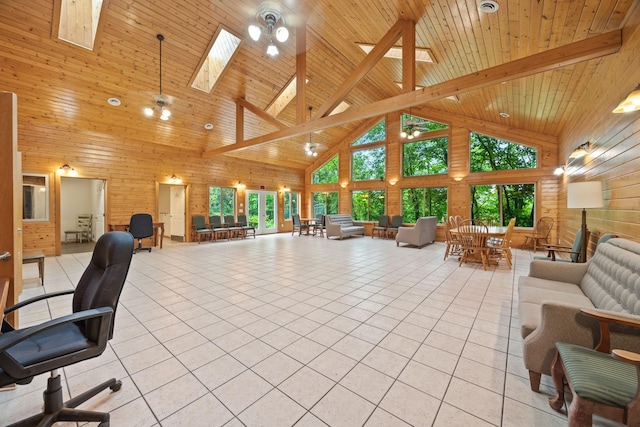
[0,92,22,327]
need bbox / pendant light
[305,106,318,157]
[144,34,171,120]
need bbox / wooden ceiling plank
[202,29,621,158]
[235,98,288,131]
[315,19,410,118]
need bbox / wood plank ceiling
[0,0,635,170]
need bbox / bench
[325,214,365,240]
[518,238,640,391]
[23,251,44,285]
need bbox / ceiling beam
[202,30,621,158]
[315,19,414,118]
[235,98,288,132]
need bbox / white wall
[60,177,93,241]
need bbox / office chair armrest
[3,290,75,316]
[0,307,113,352]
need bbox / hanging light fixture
[400,109,421,140]
[613,84,640,113]
[248,1,289,57]
[305,106,318,157]
[144,34,171,120]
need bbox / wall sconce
[281,185,290,193]
[613,84,640,113]
[340,182,348,188]
[237,181,246,189]
[453,175,463,182]
[57,164,78,176]
[569,142,591,160]
[389,178,398,186]
[168,174,182,184]
[553,166,566,176]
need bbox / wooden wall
[19,121,304,256]
[304,106,559,247]
[556,3,640,255]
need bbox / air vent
[478,1,499,13]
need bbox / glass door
[246,190,277,235]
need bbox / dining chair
[291,214,309,236]
[315,214,326,237]
[487,217,515,268]
[457,219,490,270]
[443,218,462,260]
[523,216,554,252]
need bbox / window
[209,187,236,217]
[351,190,385,221]
[191,27,242,93]
[403,137,448,176]
[284,192,299,220]
[312,155,339,184]
[470,132,537,172]
[312,192,338,216]
[352,119,386,146]
[470,183,535,227]
[23,174,49,221]
[402,187,447,223]
[352,147,386,181]
[56,0,104,50]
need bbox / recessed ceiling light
[499,112,510,118]
[107,97,121,107]
[204,123,214,130]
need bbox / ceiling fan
[400,110,430,139]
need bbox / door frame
[246,190,278,235]
[155,182,191,242]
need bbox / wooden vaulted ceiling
[0,0,635,171]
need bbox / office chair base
[8,373,121,427]
[133,240,152,254]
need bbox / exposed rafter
[202,30,621,158]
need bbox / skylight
[393,82,458,101]
[191,28,242,93]
[265,76,309,117]
[329,101,351,116]
[357,44,436,63]
[55,0,104,50]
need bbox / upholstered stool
[549,341,640,426]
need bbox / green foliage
[312,155,339,184]
[209,187,235,216]
[351,190,385,221]
[402,187,447,223]
[247,193,259,227]
[284,192,299,220]
[470,132,537,172]
[471,183,535,227]
[352,119,386,146]
[312,192,338,215]
[265,193,275,228]
[352,147,386,181]
[403,137,448,177]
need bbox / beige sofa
[325,214,365,239]
[518,238,640,392]
[395,216,437,248]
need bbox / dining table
[300,218,319,236]
[449,225,509,268]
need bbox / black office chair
[129,213,154,253]
[0,231,134,427]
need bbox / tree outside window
[284,192,299,220]
[471,183,535,227]
[352,119,385,146]
[351,190,385,221]
[470,132,537,172]
[403,137,448,177]
[352,147,386,181]
[402,187,448,223]
[312,155,339,184]
[209,187,235,217]
[312,192,338,216]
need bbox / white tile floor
[0,233,608,426]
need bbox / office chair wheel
[110,380,122,392]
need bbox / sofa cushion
[581,239,640,314]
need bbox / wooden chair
[487,217,515,268]
[237,214,256,238]
[535,229,589,262]
[209,216,230,241]
[549,308,640,426]
[224,215,243,239]
[192,215,213,243]
[372,215,390,239]
[457,220,490,270]
[291,214,310,236]
[523,216,554,252]
[314,214,326,237]
[443,217,462,260]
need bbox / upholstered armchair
[395,216,437,248]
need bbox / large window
[352,119,385,146]
[470,132,537,172]
[470,183,535,227]
[209,187,235,217]
[352,147,386,181]
[312,192,338,216]
[403,137,448,176]
[351,190,385,221]
[312,155,339,184]
[284,192,299,220]
[402,187,448,223]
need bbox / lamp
[613,84,640,113]
[400,109,421,139]
[57,164,78,176]
[248,1,289,57]
[144,34,171,120]
[282,185,290,192]
[569,142,590,160]
[305,106,319,157]
[553,165,566,176]
[236,181,246,189]
[168,174,182,184]
[567,181,603,263]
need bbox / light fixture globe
[275,26,289,42]
[248,24,261,41]
[249,1,289,56]
[266,39,279,56]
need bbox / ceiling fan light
[144,107,154,116]
[160,114,169,121]
[275,26,289,42]
[313,152,318,157]
[161,108,171,118]
[413,129,420,137]
[407,134,414,140]
[400,131,407,138]
[248,24,262,41]
[266,39,279,56]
